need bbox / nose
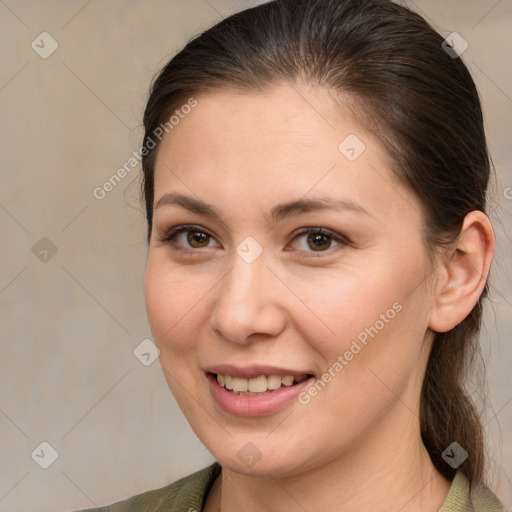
[209,247,286,345]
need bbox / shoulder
[439,470,508,512]
[72,462,222,512]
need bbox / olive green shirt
[73,462,507,512]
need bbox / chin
[207,437,315,479]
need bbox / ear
[428,210,495,333]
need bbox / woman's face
[144,83,438,477]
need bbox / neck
[205,407,452,512]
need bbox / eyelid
[286,226,350,257]
[290,226,350,245]
[156,224,350,254]
[157,224,219,248]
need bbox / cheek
[144,257,207,413]
[288,253,430,377]
[285,265,403,344]
[312,279,429,406]
[143,254,205,355]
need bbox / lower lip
[206,373,314,417]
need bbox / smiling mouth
[211,372,312,396]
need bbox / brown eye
[187,231,210,248]
[290,227,349,255]
[306,233,333,251]
[157,224,220,250]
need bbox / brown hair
[141,0,492,484]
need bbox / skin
[143,83,495,512]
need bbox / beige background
[0,1,510,511]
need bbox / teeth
[267,375,282,390]
[215,373,309,394]
[232,377,248,392]
[281,375,294,386]
[248,376,267,392]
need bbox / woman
[75,0,507,510]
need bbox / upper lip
[205,364,313,379]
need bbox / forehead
[155,84,383,173]
[152,84,412,223]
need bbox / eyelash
[157,224,350,257]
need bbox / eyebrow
[154,192,371,224]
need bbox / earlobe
[428,210,495,333]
